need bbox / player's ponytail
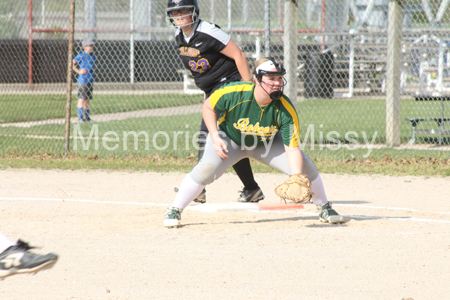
[252,58,270,84]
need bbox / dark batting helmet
[253,57,287,100]
[167,0,200,26]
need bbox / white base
[186,203,261,213]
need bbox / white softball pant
[189,131,319,185]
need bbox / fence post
[210,0,215,24]
[130,0,135,84]
[28,0,33,85]
[85,0,97,40]
[386,0,402,147]
[264,0,271,57]
[64,0,76,156]
[283,0,298,104]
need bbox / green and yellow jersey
[209,81,300,148]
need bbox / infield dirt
[1,169,449,299]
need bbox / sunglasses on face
[170,9,191,17]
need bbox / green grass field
[1,152,449,176]
[1,94,449,163]
[0,94,204,123]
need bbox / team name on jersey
[233,118,278,137]
[179,47,200,58]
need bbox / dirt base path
[0,169,449,299]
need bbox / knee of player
[190,165,221,186]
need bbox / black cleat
[0,240,58,279]
[237,187,265,203]
[193,188,207,204]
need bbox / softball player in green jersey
[164,57,350,227]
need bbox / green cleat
[317,202,350,224]
[163,205,182,228]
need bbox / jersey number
[189,58,211,74]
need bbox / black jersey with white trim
[175,20,241,93]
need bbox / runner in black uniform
[167,0,264,204]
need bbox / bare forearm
[221,40,251,81]
[72,61,78,74]
[285,146,303,175]
[235,51,251,81]
[202,100,218,135]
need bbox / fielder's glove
[274,173,313,204]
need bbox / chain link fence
[1,0,449,161]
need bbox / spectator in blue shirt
[73,39,96,122]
